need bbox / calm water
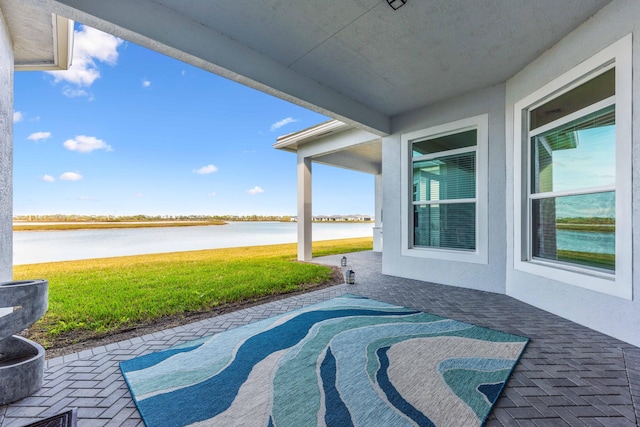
[13,223,611,265]
[13,222,373,265]
[556,229,615,254]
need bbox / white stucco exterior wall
[382,84,507,294]
[505,0,640,347]
[0,12,13,282]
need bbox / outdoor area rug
[120,294,528,427]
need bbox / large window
[530,69,615,271]
[401,115,488,263]
[412,129,477,250]
[513,35,631,299]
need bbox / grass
[557,250,615,270]
[13,220,226,231]
[14,237,372,348]
[556,224,615,233]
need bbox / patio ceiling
[314,142,381,175]
[25,0,612,135]
[0,0,72,70]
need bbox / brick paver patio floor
[1,251,639,426]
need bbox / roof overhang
[275,120,382,175]
[23,0,611,135]
[274,120,353,153]
[1,0,73,71]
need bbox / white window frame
[513,34,632,300]
[401,114,489,264]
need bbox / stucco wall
[505,0,640,347]
[382,84,507,294]
[0,12,13,282]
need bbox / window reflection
[531,105,615,193]
[532,192,615,271]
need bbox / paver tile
[1,252,638,426]
[37,398,76,419]
[4,406,46,418]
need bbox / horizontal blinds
[413,203,476,250]
[413,152,476,202]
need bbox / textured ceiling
[154,0,611,116]
[21,0,612,133]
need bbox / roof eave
[273,119,352,152]
[14,14,73,71]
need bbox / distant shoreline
[556,224,615,233]
[13,220,227,232]
[13,219,374,232]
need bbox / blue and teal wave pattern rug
[120,294,528,427]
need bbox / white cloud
[63,135,113,153]
[77,195,96,201]
[27,131,51,142]
[42,175,55,182]
[142,79,151,88]
[247,186,265,195]
[59,172,83,181]
[47,25,123,91]
[207,192,217,197]
[270,117,298,131]
[13,111,23,123]
[135,193,144,198]
[193,164,218,175]
[63,88,90,98]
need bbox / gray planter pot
[0,279,48,405]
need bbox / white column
[0,13,13,282]
[373,173,383,252]
[297,154,312,261]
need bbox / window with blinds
[411,129,477,250]
[528,67,616,271]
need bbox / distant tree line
[556,217,615,225]
[13,214,295,222]
[556,216,615,233]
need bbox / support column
[297,154,312,261]
[0,13,13,282]
[373,173,383,252]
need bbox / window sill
[402,246,488,264]
[513,258,631,300]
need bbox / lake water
[13,222,612,265]
[556,229,615,254]
[13,221,373,265]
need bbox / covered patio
[2,1,640,424]
[1,252,638,426]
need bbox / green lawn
[557,249,615,270]
[15,237,372,348]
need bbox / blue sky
[13,24,374,217]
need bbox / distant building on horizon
[289,215,373,222]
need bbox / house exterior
[1,0,639,347]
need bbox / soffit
[275,120,382,174]
[314,140,382,175]
[0,0,72,70]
